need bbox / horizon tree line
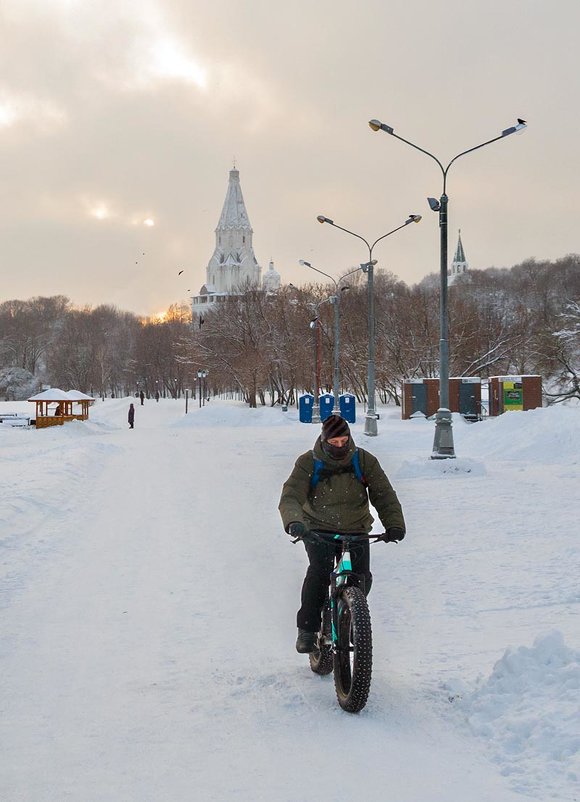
[1,254,579,407]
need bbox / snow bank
[458,631,580,799]
[396,456,487,479]
[171,399,297,429]
[0,416,121,545]
[457,406,580,464]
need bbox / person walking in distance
[128,403,135,429]
[139,390,145,406]
[279,413,406,654]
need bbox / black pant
[297,538,372,631]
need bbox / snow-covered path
[1,399,578,801]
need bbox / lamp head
[368,119,394,135]
[317,215,333,225]
[298,259,311,267]
[407,214,422,224]
[427,197,441,212]
[360,259,378,274]
[502,118,528,137]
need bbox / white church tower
[449,229,468,283]
[262,260,281,293]
[192,168,262,317]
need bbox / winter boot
[295,629,316,654]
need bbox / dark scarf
[321,436,351,461]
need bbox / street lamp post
[299,261,353,403]
[368,117,527,456]
[197,369,208,407]
[309,311,322,423]
[316,215,421,436]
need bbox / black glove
[382,527,405,543]
[288,521,308,539]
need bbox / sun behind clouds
[149,38,207,90]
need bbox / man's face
[327,435,349,448]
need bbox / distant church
[449,229,468,283]
[191,168,281,318]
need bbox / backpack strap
[310,451,325,489]
[351,448,368,487]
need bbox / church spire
[216,168,252,232]
[450,229,468,280]
[454,229,466,264]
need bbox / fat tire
[333,586,372,713]
[309,599,333,675]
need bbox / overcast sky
[1,0,578,316]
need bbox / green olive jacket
[278,436,405,534]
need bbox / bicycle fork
[328,548,353,650]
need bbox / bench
[0,414,32,427]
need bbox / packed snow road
[1,398,578,801]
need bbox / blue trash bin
[298,394,314,423]
[319,393,335,421]
[339,393,356,423]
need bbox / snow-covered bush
[0,367,40,400]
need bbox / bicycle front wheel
[333,586,372,713]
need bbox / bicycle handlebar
[292,530,386,545]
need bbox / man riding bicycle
[279,413,406,654]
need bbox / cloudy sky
[1,0,578,316]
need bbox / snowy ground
[0,397,578,802]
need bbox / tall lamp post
[299,260,354,402]
[197,369,208,407]
[308,306,323,423]
[316,214,421,436]
[368,117,527,457]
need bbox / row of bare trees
[1,255,579,404]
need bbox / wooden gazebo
[28,388,74,428]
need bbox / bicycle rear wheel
[309,599,333,675]
[333,586,372,713]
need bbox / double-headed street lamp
[368,117,527,457]
[316,214,422,436]
[299,260,355,403]
[197,369,208,407]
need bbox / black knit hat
[321,414,350,441]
